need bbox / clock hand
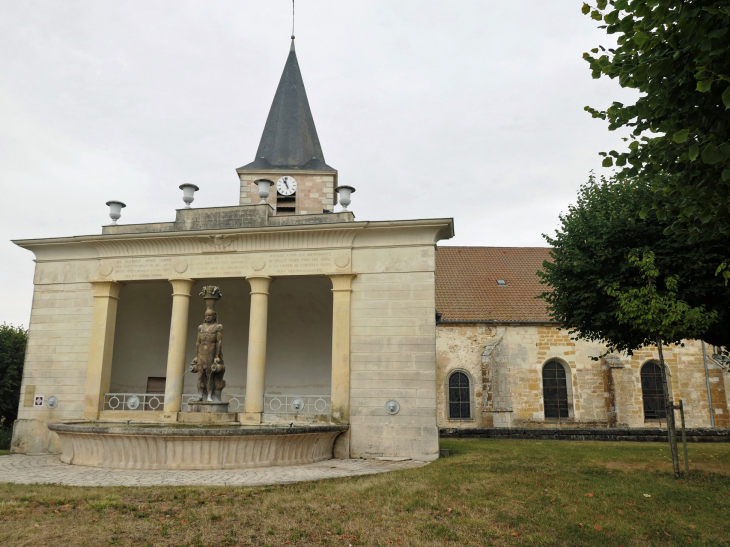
[283,180,289,190]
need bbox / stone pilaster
[82,281,124,419]
[328,273,356,458]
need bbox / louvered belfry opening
[542,360,570,419]
[276,189,296,214]
[641,361,667,420]
[448,371,471,419]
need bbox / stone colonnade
[81,274,356,424]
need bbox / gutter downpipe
[702,341,716,428]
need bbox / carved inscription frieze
[267,251,336,275]
[110,257,173,280]
[96,250,351,281]
[89,229,359,257]
[191,255,250,277]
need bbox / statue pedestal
[179,401,236,424]
[188,401,230,413]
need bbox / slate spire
[239,38,334,171]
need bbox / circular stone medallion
[174,260,188,274]
[334,252,351,269]
[251,257,266,271]
[99,262,114,277]
[385,400,400,415]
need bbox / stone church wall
[437,324,729,430]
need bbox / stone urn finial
[335,185,356,212]
[179,183,199,209]
[106,200,126,225]
[200,286,222,310]
[254,179,273,204]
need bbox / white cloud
[0,0,638,325]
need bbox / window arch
[542,360,570,418]
[448,371,471,419]
[641,361,667,421]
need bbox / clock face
[276,176,297,196]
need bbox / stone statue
[190,286,226,402]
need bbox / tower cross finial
[292,0,295,40]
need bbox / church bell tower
[237,38,337,215]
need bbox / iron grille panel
[448,372,471,419]
[104,393,329,415]
[542,361,570,418]
[641,362,667,420]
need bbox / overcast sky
[0,1,636,327]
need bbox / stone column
[242,276,273,424]
[328,273,356,458]
[163,278,196,413]
[82,281,124,419]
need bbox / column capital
[246,275,273,295]
[327,273,357,292]
[168,278,196,297]
[90,280,124,300]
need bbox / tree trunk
[656,335,680,478]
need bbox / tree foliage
[0,324,27,428]
[604,251,718,341]
[538,173,730,355]
[582,0,730,254]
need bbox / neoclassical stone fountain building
[11,39,453,465]
[11,39,729,465]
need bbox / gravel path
[0,454,426,487]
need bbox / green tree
[538,173,730,354]
[605,252,718,342]
[604,251,717,477]
[0,324,28,429]
[582,1,730,259]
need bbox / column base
[333,429,350,459]
[239,412,262,424]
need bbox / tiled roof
[435,246,555,323]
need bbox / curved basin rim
[48,422,349,437]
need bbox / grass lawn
[0,451,9,456]
[0,439,729,546]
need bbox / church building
[435,247,729,431]
[9,39,729,464]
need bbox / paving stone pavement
[0,455,426,487]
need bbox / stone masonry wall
[436,324,729,430]
[12,282,94,454]
[435,324,497,428]
[239,173,335,214]
[349,247,439,462]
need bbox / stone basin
[48,422,348,470]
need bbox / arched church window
[448,371,471,419]
[641,362,667,420]
[542,360,570,418]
